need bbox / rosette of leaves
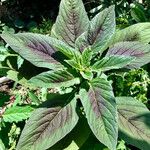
[1,0,150,150]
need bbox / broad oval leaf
[1,32,69,70]
[111,23,150,45]
[29,70,80,88]
[106,42,150,69]
[51,0,89,48]
[16,97,79,150]
[92,55,135,72]
[116,97,150,150]
[79,77,118,150]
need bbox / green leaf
[65,58,81,70]
[92,55,135,72]
[16,96,79,150]
[79,78,118,150]
[106,42,150,69]
[81,47,92,68]
[111,23,150,45]
[88,6,115,53]
[0,139,5,150]
[131,5,147,22]
[80,70,93,81]
[1,32,66,70]
[17,55,24,69]
[0,46,9,62]
[29,70,80,88]
[0,54,7,61]
[51,0,89,48]
[116,97,150,150]
[6,70,31,87]
[28,91,40,105]
[50,117,91,150]
[3,106,34,123]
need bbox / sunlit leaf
[1,33,66,70]
[88,6,115,53]
[92,55,134,71]
[51,0,89,48]
[111,23,150,45]
[3,106,34,123]
[29,70,80,88]
[116,97,150,150]
[106,42,150,69]
[79,78,118,150]
[16,96,79,150]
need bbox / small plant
[1,0,150,150]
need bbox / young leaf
[16,97,79,150]
[1,33,65,70]
[81,47,92,68]
[29,70,80,88]
[51,0,89,48]
[80,70,93,81]
[88,6,115,53]
[106,42,150,69]
[3,106,34,123]
[92,55,134,72]
[116,97,150,150]
[79,78,118,150]
[111,23,150,45]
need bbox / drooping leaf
[111,23,150,45]
[88,6,115,53]
[116,97,150,150]
[16,96,79,150]
[3,106,34,123]
[1,32,70,70]
[29,70,80,88]
[79,78,118,150]
[106,42,150,69]
[92,55,134,72]
[51,0,89,48]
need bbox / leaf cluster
[1,0,150,150]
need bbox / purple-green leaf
[29,70,80,88]
[16,97,79,150]
[88,6,115,53]
[1,33,66,70]
[51,0,89,48]
[106,42,150,69]
[79,77,118,150]
[110,23,150,45]
[76,6,115,53]
[92,55,135,72]
[116,97,150,150]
